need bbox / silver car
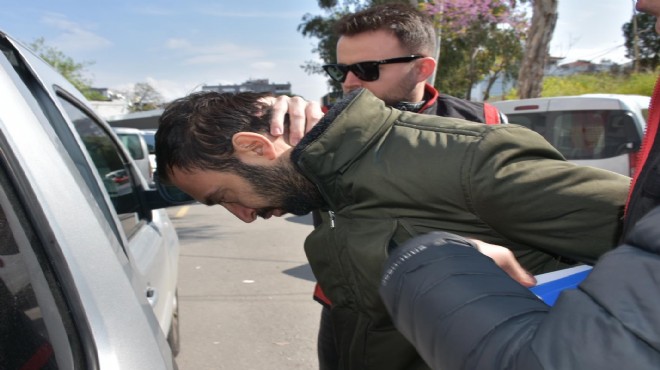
[0,30,187,368]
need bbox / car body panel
[0,29,179,368]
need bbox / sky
[0,1,637,104]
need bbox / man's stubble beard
[345,69,420,107]
[232,158,325,217]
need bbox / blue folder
[529,265,593,306]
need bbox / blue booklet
[529,265,593,306]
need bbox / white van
[491,94,650,176]
[141,128,158,179]
[113,127,153,184]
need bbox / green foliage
[505,72,657,99]
[28,38,98,100]
[437,23,523,99]
[298,11,343,92]
[623,13,660,71]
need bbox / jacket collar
[290,89,398,203]
[418,82,439,113]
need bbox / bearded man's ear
[231,132,278,163]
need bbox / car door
[0,31,175,368]
[57,97,178,334]
[3,31,178,336]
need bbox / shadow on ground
[283,263,316,282]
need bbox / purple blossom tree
[422,0,529,99]
[424,0,528,38]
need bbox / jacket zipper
[328,210,336,229]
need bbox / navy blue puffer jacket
[380,206,660,370]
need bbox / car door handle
[146,286,159,307]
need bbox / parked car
[0,29,190,368]
[141,129,158,180]
[491,94,650,176]
[113,127,153,185]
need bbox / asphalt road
[167,203,320,369]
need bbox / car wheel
[167,290,181,357]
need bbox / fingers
[265,95,324,146]
[264,96,287,136]
[471,239,537,288]
[304,101,324,132]
[286,96,310,145]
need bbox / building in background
[89,88,130,119]
[201,78,292,96]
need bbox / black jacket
[380,206,660,370]
[622,77,660,238]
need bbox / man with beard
[155,89,628,370]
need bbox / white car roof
[491,94,650,115]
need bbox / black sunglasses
[322,55,424,83]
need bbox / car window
[57,97,144,238]
[508,110,640,160]
[142,131,156,155]
[116,134,145,160]
[0,38,126,246]
[0,166,83,369]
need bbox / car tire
[167,290,181,357]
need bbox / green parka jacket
[290,89,629,370]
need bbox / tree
[126,83,163,112]
[424,0,527,99]
[481,28,524,101]
[623,12,660,71]
[28,38,99,100]
[516,0,558,99]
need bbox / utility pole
[633,0,640,73]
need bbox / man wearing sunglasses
[324,3,505,123]
[267,3,505,368]
[269,3,504,146]
[314,4,504,368]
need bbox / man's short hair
[335,3,436,56]
[155,91,272,183]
